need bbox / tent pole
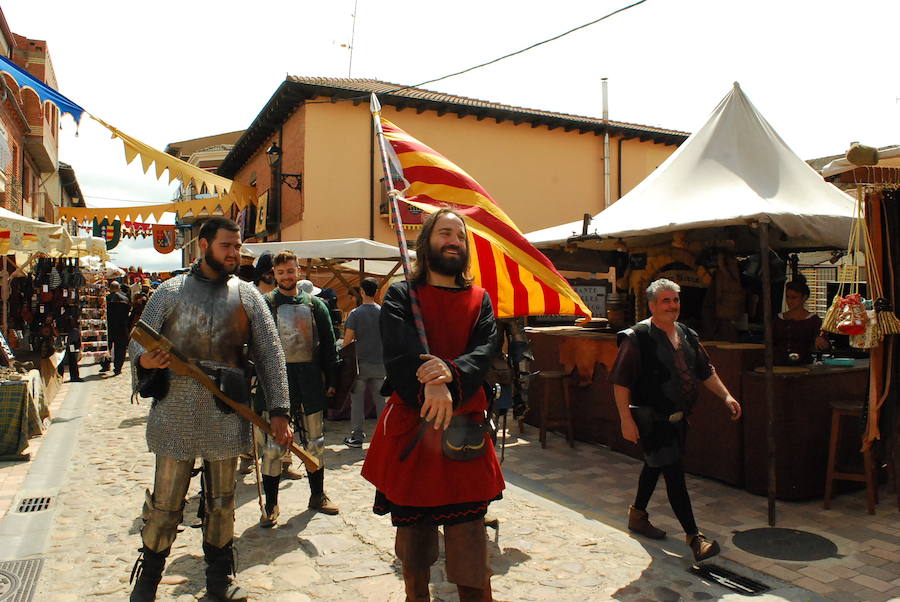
[759,220,777,526]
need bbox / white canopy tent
[243,238,414,277]
[527,83,856,251]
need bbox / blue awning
[0,54,84,123]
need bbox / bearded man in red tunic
[362,208,503,602]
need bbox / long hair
[410,207,472,287]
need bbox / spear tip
[369,93,382,114]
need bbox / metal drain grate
[690,564,771,596]
[15,497,51,514]
[0,558,43,601]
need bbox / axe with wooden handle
[130,320,321,472]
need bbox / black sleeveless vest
[617,319,701,414]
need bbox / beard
[205,249,238,276]
[428,244,468,277]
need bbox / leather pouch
[442,414,488,461]
[138,367,170,402]
[206,365,250,414]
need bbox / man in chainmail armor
[256,250,340,527]
[128,217,292,602]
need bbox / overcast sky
[6,0,899,270]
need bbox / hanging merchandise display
[824,183,900,349]
[152,224,176,254]
[77,283,108,364]
[6,257,85,359]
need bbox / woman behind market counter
[773,276,830,365]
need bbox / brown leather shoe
[308,493,339,515]
[259,505,279,528]
[281,463,305,480]
[686,532,720,562]
[627,505,666,539]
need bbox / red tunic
[361,284,505,509]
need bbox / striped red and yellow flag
[381,118,590,319]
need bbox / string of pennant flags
[0,54,256,226]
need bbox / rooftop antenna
[347,0,359,77]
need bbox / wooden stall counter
[741,361,869,500]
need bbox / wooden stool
[534,370,575,449]
[824,400,877,514]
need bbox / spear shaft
[370,94,429,353]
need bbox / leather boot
[686,532,720,562]
[203,541,248,601]
[402,567,431,602]
[307,469,339,515]
[457,584,493,601]
[627,505,666,539]
[281,461,305,480]
[130,547,169,602]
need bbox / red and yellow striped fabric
[381,118,590,319]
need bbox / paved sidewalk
[500,422,900,602]
[0,369,822,600]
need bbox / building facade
[0,8,79,222]
[164,130,243,265]
[214,78,688,248]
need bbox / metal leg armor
[256,424,285,478]
[141,456,194,553]
[299,411,325,465]
[201,457,238,548]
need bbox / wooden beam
[476,112,488,121]
[416,104,427,114]
[457,111,468,119]
[396,102,407,112]
[494,116,507,125]
[437,107,448,117]
[531,121,542,129]
[837,166,900,185]
[327,264,362,304]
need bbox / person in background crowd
[105,281,131,376]
[254,252,277,295]
[129,282,152,330]
[611,278,742,562]
[57,307,83,383]
[342,277,386,448]
[238,251,281,479]
[773,276,830,365]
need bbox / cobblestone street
[2,367,821,601]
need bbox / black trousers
[57,350,80,380]
[109,331,128,372]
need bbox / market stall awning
[0,207,72,255]
[821,146,900,177]
[243,238,412,261]
[527,83,856,251]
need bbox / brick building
[0,7,81,222]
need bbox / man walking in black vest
[611,278,741,562]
